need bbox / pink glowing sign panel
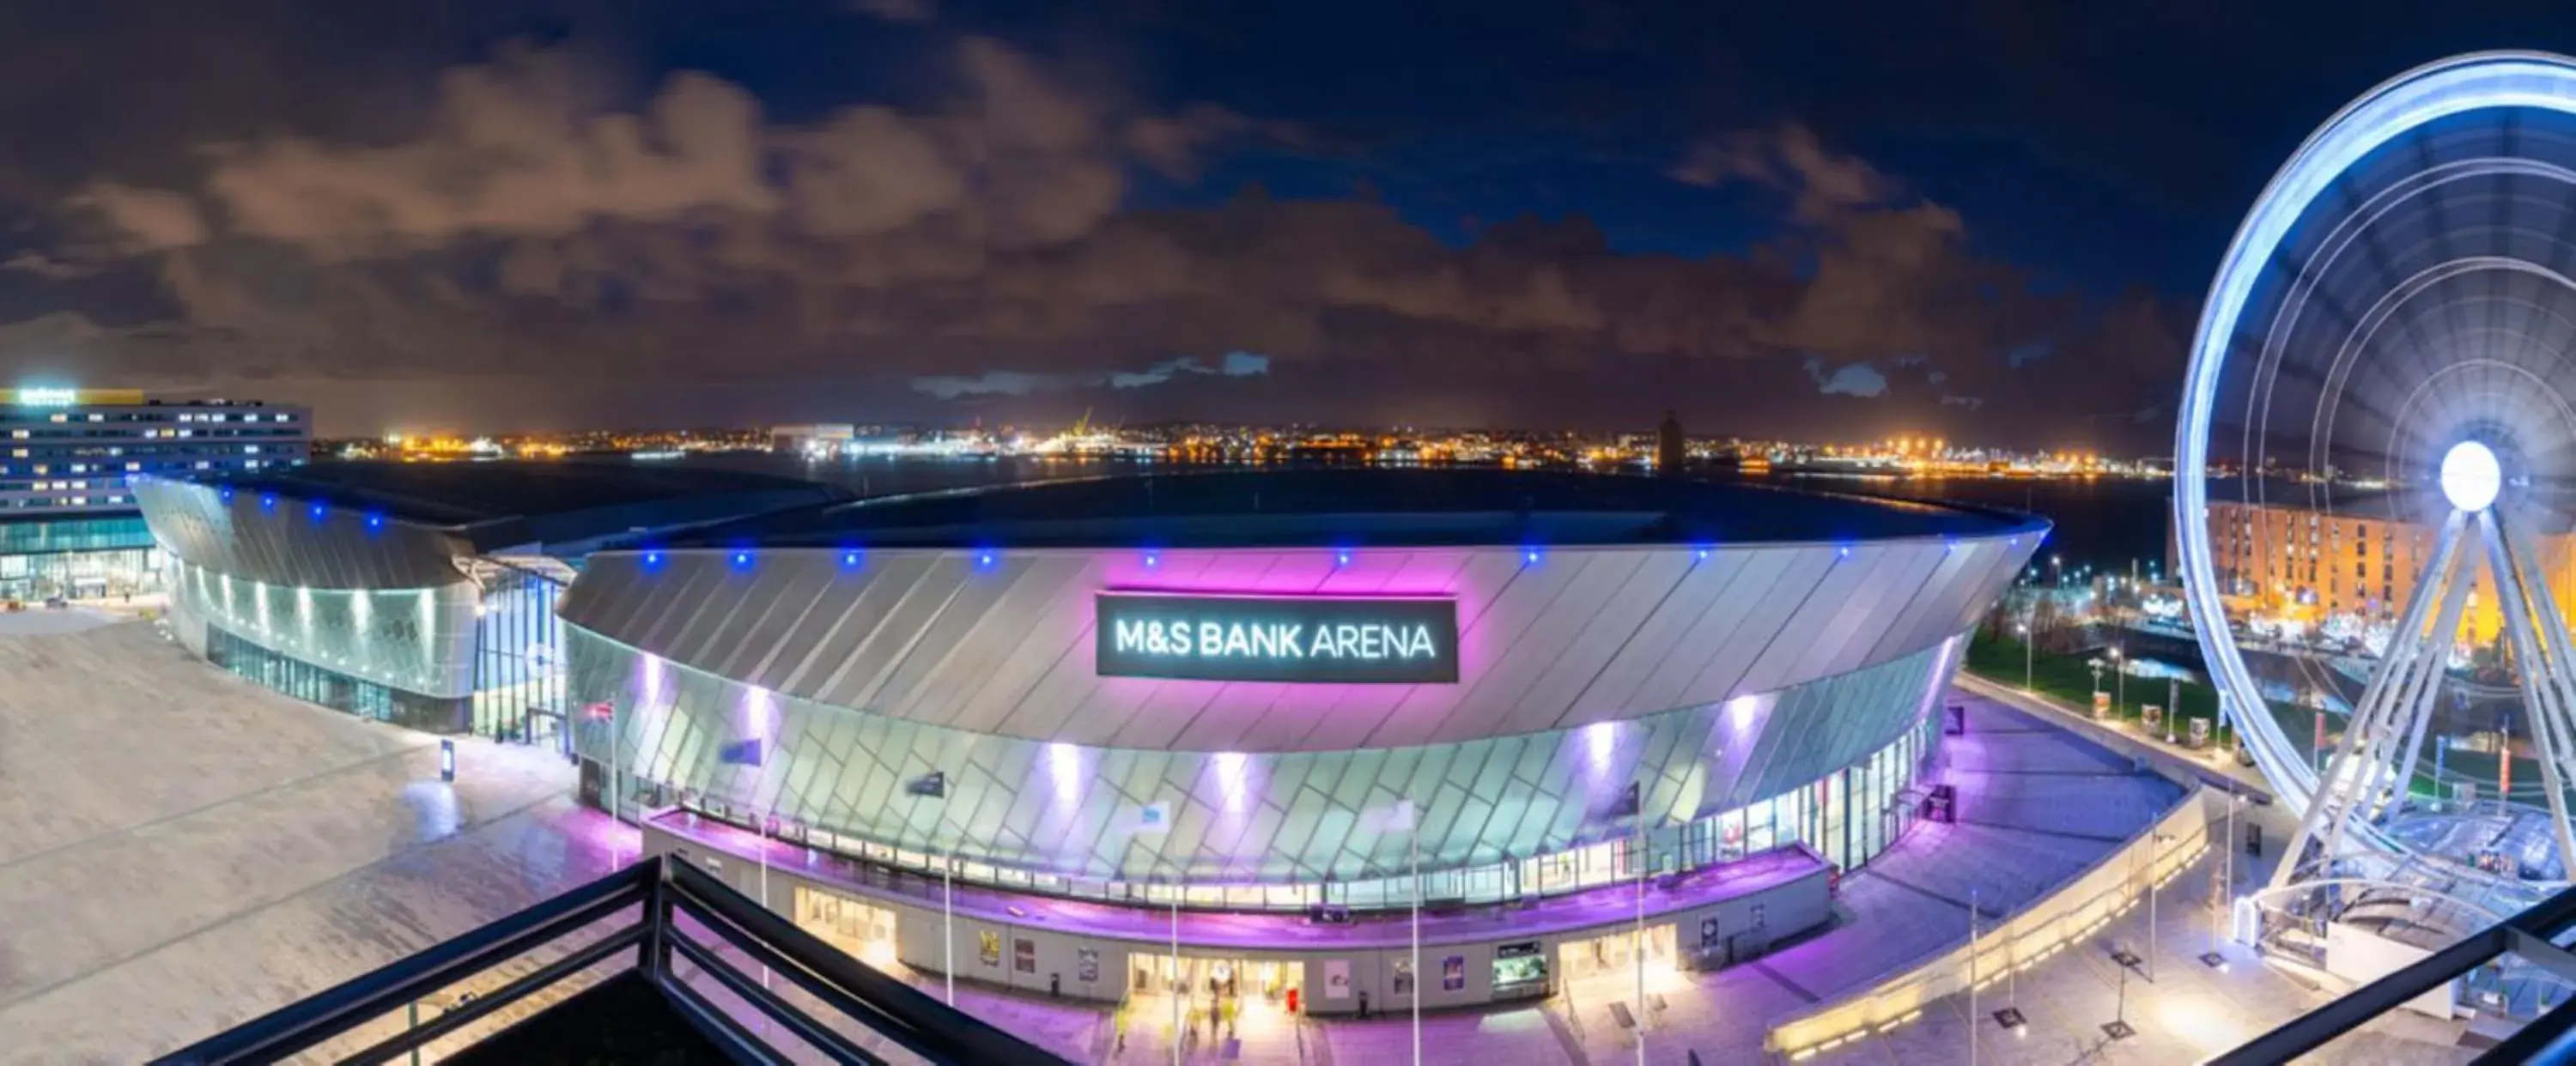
[1095,591,1459,683]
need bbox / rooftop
[675,467,2045,550]
[194,459,848,550]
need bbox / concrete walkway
[0,621,623,1063]
[654,694,2196,1064]
[0,619,2446,1064]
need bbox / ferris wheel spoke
[2182,54,2576,906]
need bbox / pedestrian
[1115,1010,1127,1052]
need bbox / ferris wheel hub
[2440,439,2502,512]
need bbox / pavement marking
[0,785,580,1015]
[1953,818,2131,845]
[1303,1017,1334,1066]
[1851,869,2000,923]
[1539,1002,1593,1065]
[1747,960,1825,1005]
[1944,767,2144,778]
[0,742,429,875]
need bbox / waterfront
[651,451,2179,578]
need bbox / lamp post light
[2205,789,2244,970]
[2017,621,2033,691]
[2111,646,2127,720]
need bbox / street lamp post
[2112,646,2127,719]
[2148,831,2172,981]
[2017,621,2032,691]
[2166,677,2180,745]
[2208,789,2243,967]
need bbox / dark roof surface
[676,468,2045,550]
[202,460,848,548]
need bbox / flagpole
[943,846,955,1005]
[757,736,771,995]
[1969,887,1978,1066]
[608,699,621,867]
[1633,809,1646,1066]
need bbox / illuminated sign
[1096,592,1459,683]
[4,387,144,408]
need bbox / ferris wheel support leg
[2271,511,2468,890]
[2500,514,2576,799]
[2482,512,2576,875]
[2362,548,2476,827]
[2329,527,2472,863]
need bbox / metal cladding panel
[557,531,2032,754]
[1730,545,1880,697]
[1662,548,1820,708]
[1475,551,1659,741]
[136,477,474,591]
[1783,542,1942,686]
[1559,550,1747,723]
[1864,539,2024,664]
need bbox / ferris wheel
[2177,52,2576,893]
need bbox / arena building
[548,468,2045,1013]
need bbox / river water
[656,452,2175,577]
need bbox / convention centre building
[132,460,843,733]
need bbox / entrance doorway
[794,886,902,972]
[1125,954,1303,1056]
[1558,924,1678,982]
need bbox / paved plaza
[0,621,626,1063]
[0,621,2485,1063]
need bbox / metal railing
[2212,881,2576,1064]
[152,854,1070,1065]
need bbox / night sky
[4,0,2575,444]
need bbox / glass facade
[163,554,580,738]
[661,723,1935,914]
[0,516,161,601]
[575,625,1960,912]
[204,624,469,730]
[471,566,568,741]
[164,556,479,732]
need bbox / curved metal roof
[674,467,2044,550]
[168,460,848,557]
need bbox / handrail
[2211,881,2576,1064]
[152,860,658,1064]
[665,858,1065,1065]
[150,855,1072,1066]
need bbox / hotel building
[0,387,311,601]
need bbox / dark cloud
[914,350,1270,398]
[848,0,937,24]
[0,31,2190,446]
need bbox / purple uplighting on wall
[1047,742,1084,809]
[1212,751,1250,814]
[639,652,666,707]
[744,684,773,742]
